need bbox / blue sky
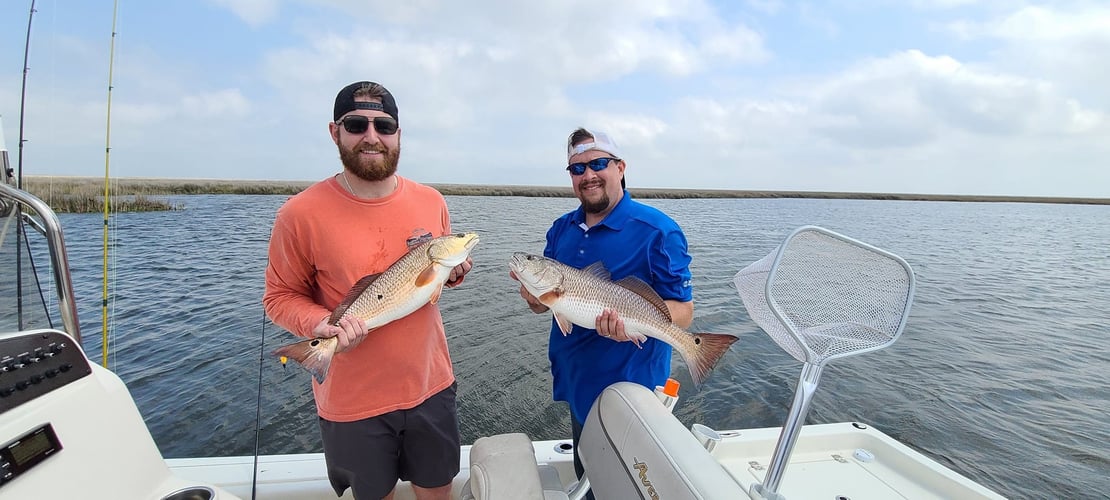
[1,1,1107,197]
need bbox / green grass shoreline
[20,175,1109,213]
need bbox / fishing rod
[102,0,121,368]
[14,0,38,331]
[17,0,38,187]
[252,300,268,500]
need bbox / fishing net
[733,225,917,498]
[733,226,915,365]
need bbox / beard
[338,140,400,181]
[578,180,612,214]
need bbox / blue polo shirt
[544,191,693,424]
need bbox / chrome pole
[752,362,824,500]
[0,183,82,342]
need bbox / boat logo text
[632,458,659,500]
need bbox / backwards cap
[567,128,625,189]
[333,81,399,123]
[567,129,621,161]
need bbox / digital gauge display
[10,430,53,467]
[1,424,62,486]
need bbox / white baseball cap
[567,129,621,161]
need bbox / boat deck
[167,440,580,500]
[713,422,1005,499]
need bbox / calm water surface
[28,195,1110,499]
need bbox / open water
[13,194,1110,499]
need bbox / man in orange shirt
[263,81,472,500]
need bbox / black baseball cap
[333,81,399,123]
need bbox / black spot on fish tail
[272,337,336,384]
[680,333,739,387]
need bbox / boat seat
[460,432,570,500]
[579,382,745,500]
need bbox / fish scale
[330,244,453,328]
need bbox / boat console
[0,328,236,499]
[0,329,89,486]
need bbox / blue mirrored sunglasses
[567,157,619,176]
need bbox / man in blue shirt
[512,128,694,498]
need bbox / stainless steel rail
[0,182,82,342]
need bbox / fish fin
[678,333,739,386]
[629,332,648,348]
[329,273,382,324]
[582,261,612,281]
[272,336,338,384]
[429,283,444,304]
[538,289,563,305]
[415,263,438,287]
[554,313,574,336]
[614,276,672,322]
[410,233,435,249]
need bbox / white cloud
[703,25,771,64]
[987,5,1110,41]
[581,112,669,148]
[910,0,986,9]
[287,0,768,81]
[208,0,281,27]
[945,4,1110,108]
[746,0,784,15]
[258,0,769,144]
[805,50,1105,148]
[181,89,251,119]
[2,0,1107,197]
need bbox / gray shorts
[319,383,461,499]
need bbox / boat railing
[0,181,82,342]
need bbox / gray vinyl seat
[579,382,745,499]
[460,432,570,500]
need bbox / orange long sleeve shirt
[263,175,456,421]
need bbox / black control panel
[0,330,92,415]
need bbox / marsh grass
[19,176,1108,213]
[23,177,315,213]
[46,194,179,214]
[24,178,182,213]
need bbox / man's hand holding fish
[313,315,367,354]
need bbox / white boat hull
[164,423,1006,500]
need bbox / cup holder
[161,486,215,500]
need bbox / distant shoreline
[21,175,1109,205]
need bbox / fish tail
[272,337,336,384]
[681,333,739,386]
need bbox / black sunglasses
[567,157,619,176]
[337,115,399,135]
